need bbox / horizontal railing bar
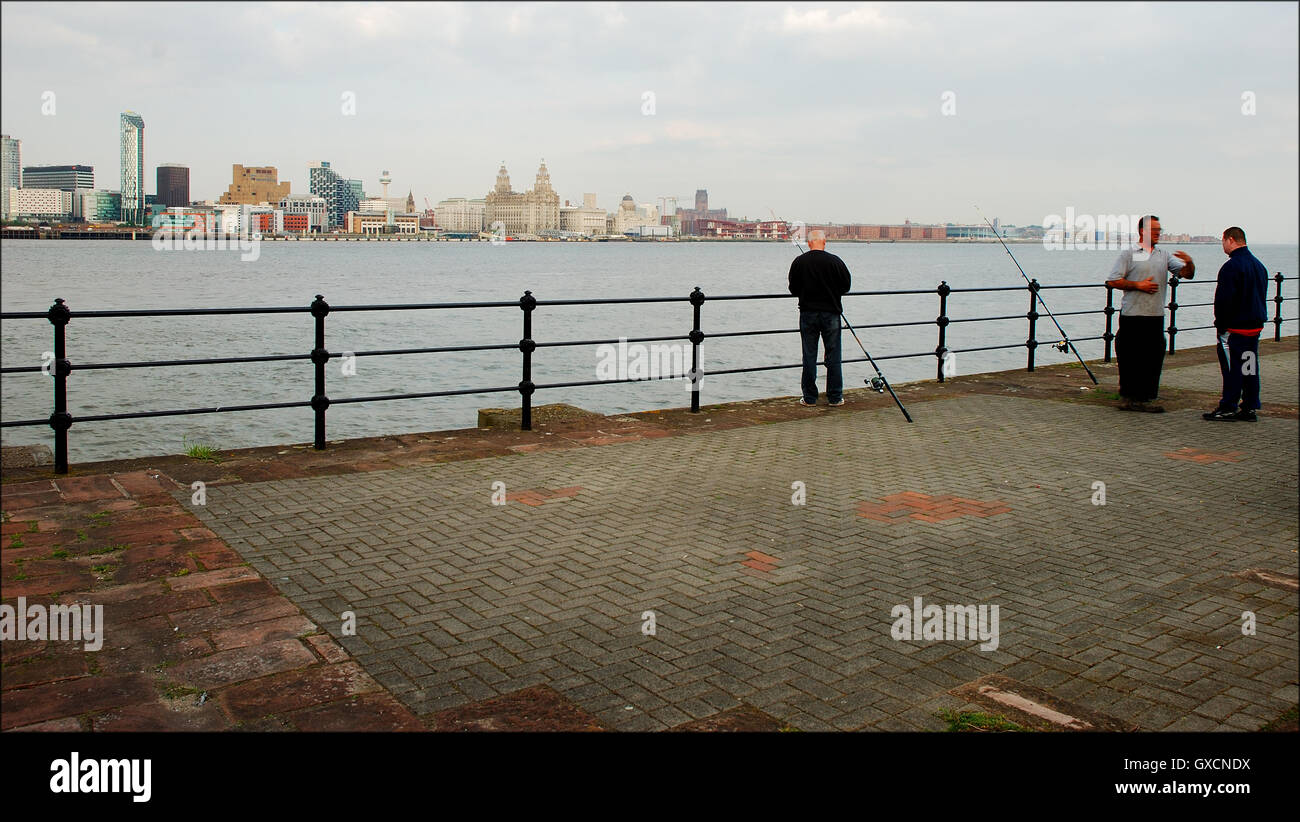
[326,386,519,403]
[74,399,311,422]
[535,334,687,349]
[6,278,1297,321]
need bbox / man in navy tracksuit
[1203,226,1270,422]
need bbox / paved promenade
[2,340,1297,732]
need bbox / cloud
[778,3,913,34]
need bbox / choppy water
[2,239,1295,463]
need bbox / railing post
[1166,275,1179,354]
[1274,272,1285,342]
[519,290,537,430]
[1026,279,1040,372]
[1102,284,1116,363]
[689,286,705,412]
[310,294,330,449]
[47,298,72,475]
[935,281,950,382]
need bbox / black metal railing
[2,273,1295,474]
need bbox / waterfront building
[22,165,93,192]
[483,161,560,236]
[675,188,729,235]
[434,197,486,233]
[559,195,605,236]
[119,112,145,224]
[0,135,20,219]
[73,189,122,222]
[8,187,73,221]
[607,194,661,235]
[279,195,327,232]
[308,161,360,229]
[345,211,419,234]
[156,164,190,208]
[218,165,291,205]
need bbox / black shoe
[1235,409,1258,422]
[1202,408,1237,421]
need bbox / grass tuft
[938,708,1025,732]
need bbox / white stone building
[434,197,486,233]
[7,187,72,220]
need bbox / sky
[2,1,1297,240]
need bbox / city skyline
[2,2,1297,240]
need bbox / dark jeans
[800,310,842,403]
[1116,314,1165,402]
[1215,330,1261,412]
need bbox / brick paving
[2,339,1296,732]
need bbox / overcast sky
[2,1,1296,240]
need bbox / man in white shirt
[1104,215,1195,412]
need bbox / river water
[2,239,1295,463]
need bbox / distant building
[22,165,93,192]
[218,165,290,205]
[484,160,560,236]
[308,161,360,229]
[156,164,190,208]
[559,194,605,236]
[345,211,419,234]
[73,189,121,222]
[434,197,486,233]
[279,196,327,232]
[120,112,145,223]
[675,188,728,235]
[8,187,73,221]
[607,194,662,235]
[0,135,20,219]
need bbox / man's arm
[1104,250,1157,292]
[788,258,800,297]
[837,259,851,296]
[1213,260,1235,330]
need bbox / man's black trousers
[1116,314,1166,402]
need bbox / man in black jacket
[788,230,852,406]
[1204,226,1270,422]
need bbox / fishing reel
[1050,340,1070,354]
[867,377,887,393]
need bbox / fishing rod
[975,205,1099,385]
[771,209,914,423]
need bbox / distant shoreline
[0,228,1223,245]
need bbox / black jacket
[1214,246,1269,331]
[788,249,851,313]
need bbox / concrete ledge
[1,444,53,469]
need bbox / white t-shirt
[1109,246,1186,317]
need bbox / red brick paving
[1,469,424,733]
[856,492,1012,523]
[1163,447,1244,464]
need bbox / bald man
[788,230,852,406]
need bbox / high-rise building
[119,112,145,224]
[22,165,94,192]
[1,135,22,220]
[218,165,290,205]
[695,189,708,211]
[308,161,359,229]
[156,163,190,208]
